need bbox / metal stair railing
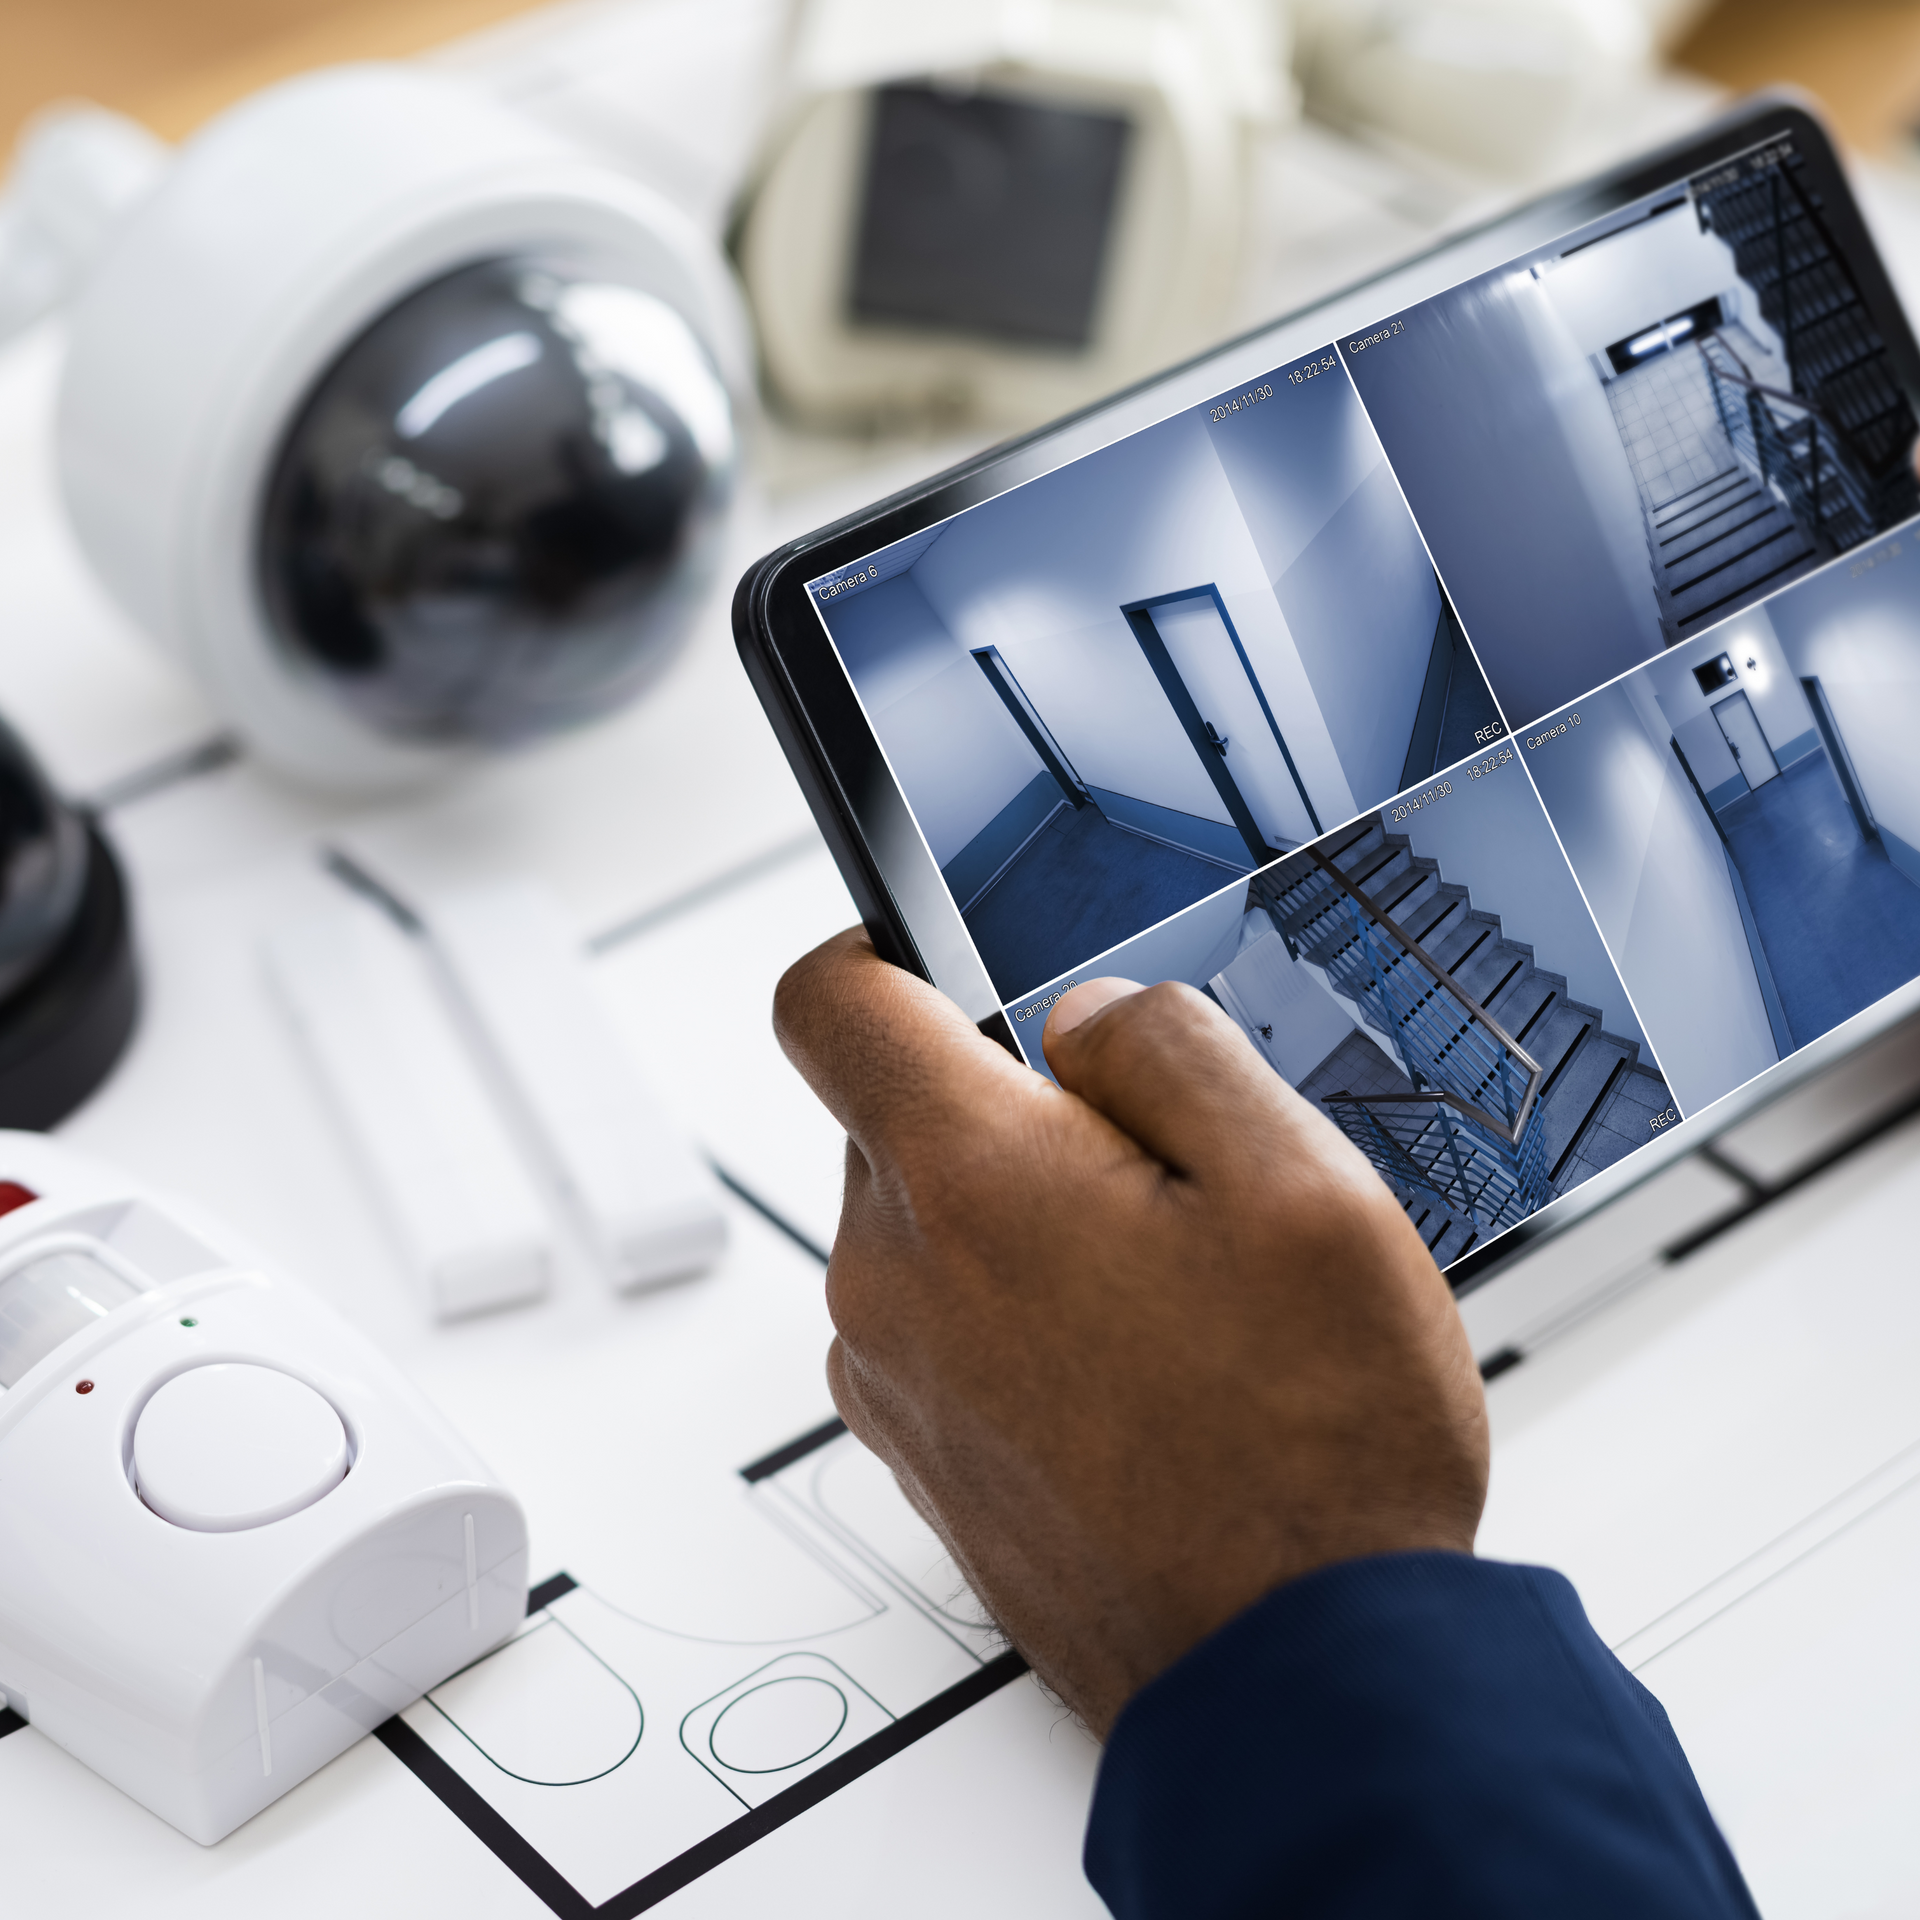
[1701,332,1876,552]
[1269,846,1551,1232]
[1693,145,1918,503]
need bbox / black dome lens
[259,255,735,744]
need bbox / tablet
[734,97,1920,1301]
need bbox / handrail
[1702,333,1867,468]
[1304,848,1542,1074]
[1324,1086,1521,1142]
[1700,330,1875,548]
[1300,847,1545,1148]
[1320,1087,1547,1233]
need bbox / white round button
[134,1364,349,1532]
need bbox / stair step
[1277,809,1676,1242]
[1453,940,1531,1004]
[1375,866,1443,924]
[1504,969,1569,1045]
[1426,916,1498,975]
[1662,499,1788,571]
[1665,506,1807,590]
[1345,843,1413,897]
[1485,973,1560,1047]
[1650,465,1741,520]
[1674,539,1819,630]
[1538,1033,1635,1171]
[1320,818,1382,866]
[1553,1062,1674,1187]
[1655,480,1763,544]
[1516,999,1599,1093]
[1400,889,1470,952]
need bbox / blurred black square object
[850,83,1131,348]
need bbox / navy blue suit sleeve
[1084,1552,1757,1919]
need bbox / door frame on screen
[1801,674,1879,843]
[969,645,1090,809]
[1710,688,1781,792]
[1120,583,1322,868]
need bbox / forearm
[1085,1553,1757,1920]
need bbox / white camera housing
[55,64,751,792]
[735,0,1290,429]
[0,1132,529,1844]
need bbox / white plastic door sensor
[265,893,554,1320]
[0,1134,529,1844]
[419,880,729,1292]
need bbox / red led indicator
[0,1181,37,1218]
[75,1380,95,1395]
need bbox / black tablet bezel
[733,95,1920,1294]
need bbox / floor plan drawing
[376,1418,1023,1918]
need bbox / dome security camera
[55,65,752,793]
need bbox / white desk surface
[4,8,1920,1912]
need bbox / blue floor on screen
[1724,753,1920,1047]
[965,805,1233,1003]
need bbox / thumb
[1042,977,1322,1182]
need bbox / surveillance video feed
[806,131,1920,1268]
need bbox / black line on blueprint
[584,830,823,954]
[527,1572,580,1614]
[595,1651,1028,1920]
[0,1706,26,1738]
[738,1415,848,1484]
[82,733,241,815]
[374,1718,597,1920]
[710,1160,831,1267]
[318,844,425,933]
[375,1556,1023,1913]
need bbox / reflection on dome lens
[258,254,735,744]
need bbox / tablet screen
[800,130,1920,1268]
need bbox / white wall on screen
[824,574,1044,867]
[1275,461,1441,810]
[1205,361,1381,579]
[1536,207,1739,357]
[1346,265,1666,726]
[1212,927,1371,1086]
[1208,368,1442,818]
[1525,678,1777,1111]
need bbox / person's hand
[774,929,1489,1738]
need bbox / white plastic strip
[266,897,554,1320]
[253,1657,272,1779]
[419,881,727,1292]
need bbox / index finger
[772,927,1040,1167]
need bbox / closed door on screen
[1713,690,1780,792]
[1126,588,1320,861]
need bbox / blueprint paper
[394,1422,1016,1913]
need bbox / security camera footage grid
[807,132,1920,1269]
